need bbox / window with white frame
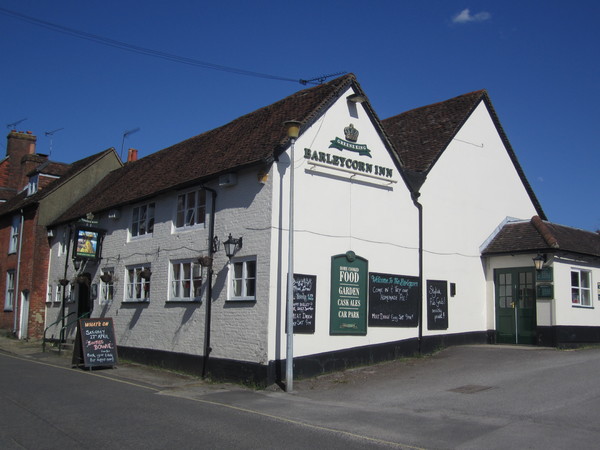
[170,260,202,301]
[56,284,63,303]
[126,265,151,301]
[27,174,39,196]
[47,284,53,303]
[8,215,20,254]
[5,270,15,311]
[571,269,592,307]
[229,257,256,301]
[131,203,155,238]
[100,268,114,305]
[175,189,206,229]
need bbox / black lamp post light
[223,234,242,260]
[533,253,546,271]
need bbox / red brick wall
[0,207,51,339]
[0,214,18,332]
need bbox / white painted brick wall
[46,167,274,364]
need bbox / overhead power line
[0,7,343,85]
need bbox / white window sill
[128,233,153,242]
[172,223,206,234]
[166,298,202,303]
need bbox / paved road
[2,342,600,449]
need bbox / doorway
[18,290,30,339]
[495,268,536,345]
[77,276,92,318]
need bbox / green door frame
[495,267,537,345]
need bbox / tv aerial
[44,128,64,156]
[6,118,27,129]
[120,127,140,160]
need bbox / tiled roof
[30,160,71,177]
[382,90,546,219]
[0,148,117,216]
[382,90,485,172]
[54,74,361,224]
[482,216,600,258]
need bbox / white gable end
[421,101,538,255]
[268,87,420,359]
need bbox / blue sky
[1,1,598,231]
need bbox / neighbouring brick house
[0,131,122,339]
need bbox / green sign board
[330,251,368,335]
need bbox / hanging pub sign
[427,280,448,330]
[368,273,419,327]
[330,251,368,335]
[293,274,316,334]
[73,227,105,260]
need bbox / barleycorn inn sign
[303,124,395,179]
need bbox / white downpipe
[13,211,24,336]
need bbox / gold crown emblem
[344,124,359,142]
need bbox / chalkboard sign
[293,274,316,334]
[368,273,419,327]
[427,280,448,330]
[73,318,118,368]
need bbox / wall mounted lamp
[210,236,220,254]
[223,234,242,259]
[346,93,367,103]
[73,258,82,271]
[284,120,301,139]
[533,253,547,271]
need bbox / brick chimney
[1,131,37,194]
[127,148,138,163]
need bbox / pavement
[0,333,233,393]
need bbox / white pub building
[43,75,600,386]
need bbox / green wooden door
[495,268,536,345]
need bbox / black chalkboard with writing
[368,273,419,327]
[427,280,448,330]
[293,274,316,334]
[73,318,118,368]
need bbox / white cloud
[453,8,491,24]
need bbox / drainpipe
[12,210,25,336]
[201,186,217,379]
[411,193,424,355]
[60,226,73,343]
